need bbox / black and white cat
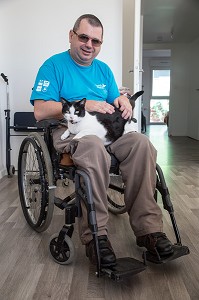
[61,91,144,145]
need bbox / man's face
[69,19,103,66]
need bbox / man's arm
[34,100,63,121]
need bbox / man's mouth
[81,48,92,55]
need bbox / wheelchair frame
[17,121,189,281]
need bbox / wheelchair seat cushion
[59,153,74,166]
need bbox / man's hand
[85,100,115,114]
[114,95,132,119]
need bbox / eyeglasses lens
[74,31,102,47]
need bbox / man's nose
[85,39,92,47]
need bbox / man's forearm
[34,100,63,121]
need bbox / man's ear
[69,29,74,43]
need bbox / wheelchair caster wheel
[8,165,15,177]
[49,233,75,265]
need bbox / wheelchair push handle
[1,73,9,84]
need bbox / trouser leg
[108,132,163,237]
[53,127,111,245]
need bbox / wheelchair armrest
[36,119,66,129]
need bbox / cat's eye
[75,110,79,114]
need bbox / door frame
[122,0,142,132]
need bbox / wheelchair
[17,120,189,281]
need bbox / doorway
[150,69,170,124]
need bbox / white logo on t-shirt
[96,84,106,89]
[36,80,50,92]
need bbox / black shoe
[86,235,116,267]
[136,232,174,257]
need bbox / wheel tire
[107,175,126,215]
[107,194,126,214]
[49,233,75,265]
[18,132,54,232]
[8,165,15,177]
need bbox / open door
[122,0,143,132]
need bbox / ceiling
[141,0,199,44]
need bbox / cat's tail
[127,90,144,111]
[129,90,144,102]
[129,90,144,123]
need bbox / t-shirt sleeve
[30,59,60,105]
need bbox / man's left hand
[114,95,132,119]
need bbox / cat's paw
[61,130,70,140]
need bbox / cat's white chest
[67,112,108,143]
[68,121,82,134]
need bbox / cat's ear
[79,98,86,106]
[60,97,67,105]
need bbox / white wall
[0,0,123,178]
[187,37,199,140]
[122,0,135,91]
[169,43,191,137]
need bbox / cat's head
[61,98,86,124]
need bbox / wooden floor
[1,125,199,300]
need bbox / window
[150,69,170,123]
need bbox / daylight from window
[152,70,170,97]
[150,69,170,123]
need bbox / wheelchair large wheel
[18,132,54,232]
[107,175,126,215]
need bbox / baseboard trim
[0,168,7,180]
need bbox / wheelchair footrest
[101,257,146,281]
[144,244,190,264]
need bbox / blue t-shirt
[30,50,120,105]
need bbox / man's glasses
[73,31,102,47]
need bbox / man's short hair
[73,14,103,37]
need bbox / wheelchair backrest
[14,112,37,131]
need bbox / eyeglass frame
[73,30,103,47]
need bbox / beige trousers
[53,127,163,245]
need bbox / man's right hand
[85,100,115,114]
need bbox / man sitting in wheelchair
[30,14,174,268]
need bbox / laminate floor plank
[0,125,199,299]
